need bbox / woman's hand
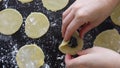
[65,46,120,68]
[62,0,120,41]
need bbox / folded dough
[59,32,83,55]
[16,44,45,68]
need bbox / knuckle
[66,63,72,68]
[75,10,88,19]
[62,12,66,17]
[72,5,79,10]
[66,26,71,33]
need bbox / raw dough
[94,29,120,52]
[16,44,45,68]
[18,0,33,3]
[0,8,23,35]
[42,0,69,11]
[59,32,83,55]
[111,4,120,26]
[25,12,50,39]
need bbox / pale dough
[25,12,50,39]
[42,0,69,11]
[111,4,120,26]
[94,29,120,52]
[18,0,33,3]
[16,44,45,68]
[0,8,23,35]
[59,32,83,55]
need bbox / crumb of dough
[59,32,83,55]
[25,12,50,39]
[111,4,120,26]
[94,29,120,52]
[16,44,45,68]
[42,0,69,11]
[18,0,33,3]
[0,8,23,35]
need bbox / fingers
[79,23,95,38]
[62,10,74,38]
[65,54,72,64]
[64,18,84,41]
[77,47,94,55]
[62,7,72,20]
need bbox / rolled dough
[16,44,45,68]
[111,4,120,26]
[0,8,23,35]
[18,0,33,3]
[42,0,69,11]
[25,12,50,39]
[94,29,120,52]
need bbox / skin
[65,46,120,68]
[62,0,120,41]
[62,0,120,68]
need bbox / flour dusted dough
[0,8,23,35]
[25,12,50,39]
[42,0,69,11]
[111,4,120,26]
[94,29,120,52]
[16,44,45,68]
[18,0,33,3]
[59,32,83,55]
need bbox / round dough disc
[16,44,45,68]
[18,0,33,3]
[25,12,50,39]
[42,0,69,11]
[110,4,120,26]
[59,32,83,55]
[94,29,120,52]
[0,8,23,35]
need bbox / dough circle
[94,29,120,52]
[110,4,120,26]
[59,32,83,55]
[16,44,45,68]
[0,8,23,35]
[42,0,69,11]
[25,12,50,39]
[18,0,33,3]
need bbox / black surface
[0,0,119,68]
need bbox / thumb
[77,47,95,55]
[80,23,96,39]
[65,54,72,64]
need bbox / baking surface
[0,0,119,68]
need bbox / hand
[65,46,120,68]
[62,0,120,41]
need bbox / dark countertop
[0,0,119,68]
